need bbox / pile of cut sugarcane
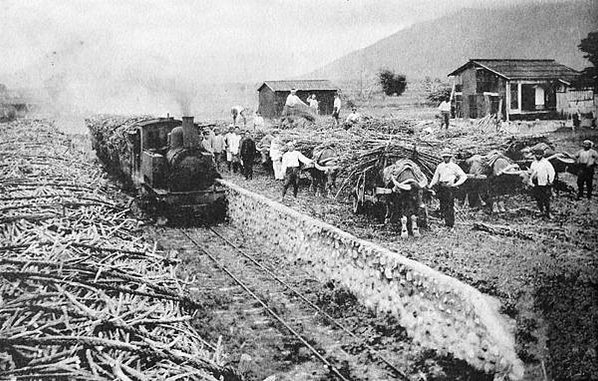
[0,119,240,380]
[336,141,442,197]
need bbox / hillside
[311,1,597,81]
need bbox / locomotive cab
[128,116,225,221]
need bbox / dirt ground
[221,124,598,381]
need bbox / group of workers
[200,126,257,180]
[429,139,597,228]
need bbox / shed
[448,59,581,120]
[257,80,339,118]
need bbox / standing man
[529,148,556,219]
[332,93,341,126]
[270,130,285,180]
[280,141,313,201]
[285,88,306,107]
[240,130,257,180]
[231,105,247,127]
[308,94,319,114]
[201,129,213,154]
[574,139,598,200]
[225,126,242,173]
[429,149,468,229]
[212,128,226,171]
[438,98,451,129]
[224,126,235,172]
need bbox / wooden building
[448,59,581,120]
[257,80,339,118]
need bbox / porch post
[505,82,510,121]
[517,82,522,111]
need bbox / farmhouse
[448,59,582,121]
[257,80,339,118]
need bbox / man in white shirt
[344,107,361,129]
[332,93,341,126]
[280,141,313,201]
[529,148,556,218]
[212,128,226,171]
[285,89,306,107]
[225,126,242,173]
[308,94,319,114]
[429,149,467,228]
[438,98,451,129]
[269,131,285,180]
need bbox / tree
[377,69,407,96]
[577,31,598,88]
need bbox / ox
[380,159,428,238]
[305,145,340,197]
[460,151,529,213]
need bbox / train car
[122,115,226,222]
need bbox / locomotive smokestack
[181,116,200,148]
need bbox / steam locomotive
[122,115,225,222]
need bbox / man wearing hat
[429,149,467,228]
[280,141,313,201]
[574,140,598,200]
[285,88,306,107]
[529,148,555,218]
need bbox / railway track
[154,223,411,381]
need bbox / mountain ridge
[310,1,597,81]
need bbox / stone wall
[220,180,524,379]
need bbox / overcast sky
[0,0,569,116]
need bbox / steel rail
[181,230,351,381]
[208,226,409,380]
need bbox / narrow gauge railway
[154,224,411,381]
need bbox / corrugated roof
[449,59,580,82]
[259,80,339,92]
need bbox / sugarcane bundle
[336,142,441,198]
[0,119,240,381]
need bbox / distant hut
[448,59,582,121]
[257,80,340,118]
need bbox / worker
[225,126,242,173]
[574,139,598,200]
[438,98,451,129]
[231,105,247,127]
[332,93,341,126]
[270,130,285,180]
[240,130,257,180]
[201,130,213,154]
[528,147,555,219]
[344,107,361,129]
[280,141,313,201]
[285,88,306,107]
[212,128,226,171]
[308,94,319,114]
[429,149,467,229]
[253,111,264,129]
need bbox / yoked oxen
[305,145,340,197]
[460,151,529,213]
[380,158,428,238]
